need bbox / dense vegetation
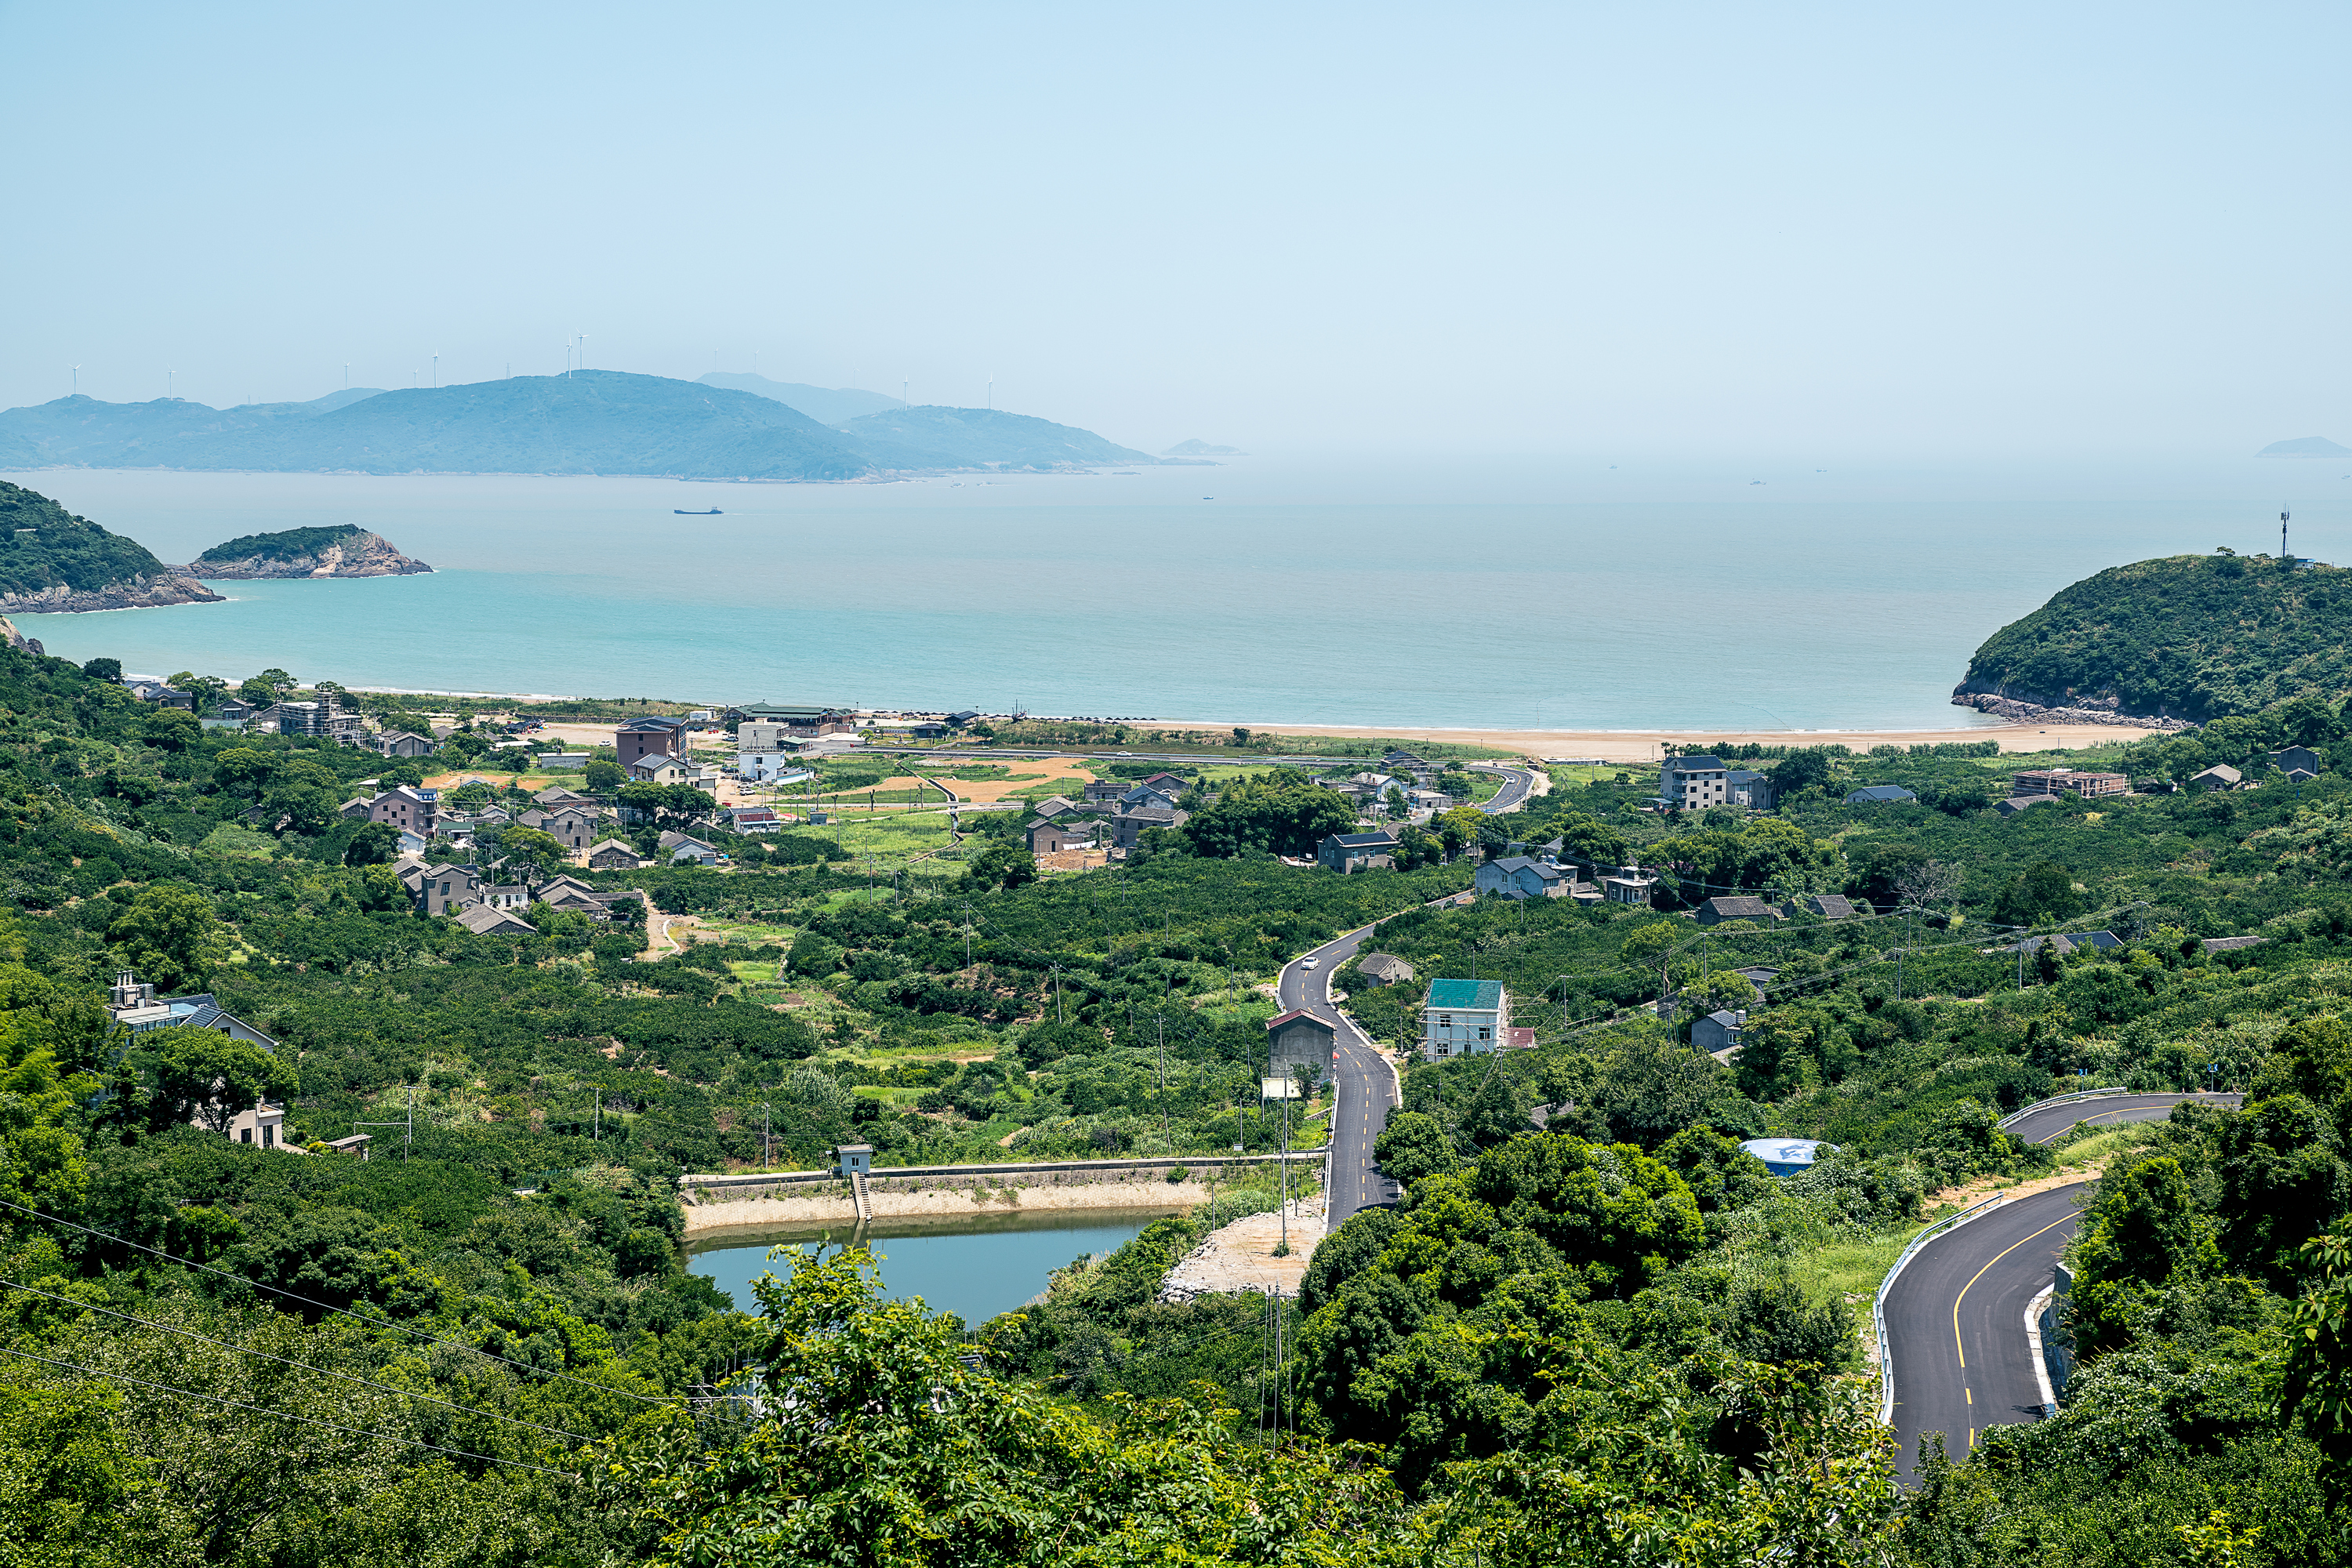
[1964,550,2352,720]
[5,625,2352,1559]
[0,481,176,596]
[198,524,365,563]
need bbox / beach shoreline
[1152,717,2159,760]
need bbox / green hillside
[1961,550,2352,720]
[837,405,1153,469]
[0,481,179,596]
[196,524,364,563]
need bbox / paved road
[1469,763,1541,815]
[2003,1091,2240,1146]
[1276,924,1400,1230]
[1887,1091,2241,1480]
[1886,1184,2084,1479]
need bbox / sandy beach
[1163,719,2159,762]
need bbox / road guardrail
[1993,1087,2136,1131]
[1872,1192,2012,1425]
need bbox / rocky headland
[1950,689,2196,731]
[0,575,223,615]
[183,524,431,579]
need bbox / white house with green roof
[1421,978,1509,1060]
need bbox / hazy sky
[5,2,2346,459]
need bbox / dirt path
[1160,1196,1327,1301]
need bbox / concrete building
[587,838,648,869]
[2012,768,2128,799]
[1421,978,1508,1060]
[413,862,482,916]
[1782,894,1858,920]
[2190,764,2243,793]
[1475,855,1573,899]
[366,785,439,840]
[1660,755,1731,811]
[728,703,856,737]
[1602,865,1657,906]
[2273,745,2324,775]
[1265,1008,1337,1083]
[1693,1008,1746,1058]
[1027,818,1096,854]
[1695,895,1783,926]
[1726,768,1777,811]
[106,970,289,1148]
[615,715,691,769]
[1318,828,1400,873]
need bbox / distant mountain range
[695,373,904,426]
[0,371,1160,481]
[2259,436,2352,458]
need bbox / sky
[3,2,2347,461]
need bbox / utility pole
[1157,1015,1168,1144]
[1054,964,1064,1024]
[762,1101,771,1169]
[964,902,973,968]
[594,1087,601,1142]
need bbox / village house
[587,838,648,869]
[1475,855,1573,900]
[1356,953,1416,987]
[1726,768,1777,810]
[1783,893,1858,920]
[1695,895,1783,926]
[532,806,602,853]
[1119,781,1184,814]
[371,730,437,758]
[1994,794,2056,817]
[629,754,694,786]
[659,831,719,866]
[107,970,293,1148]
[1659,755,1731,811]
[456,905,535,937]
[1265,1009,1337,1083]
[1693,1008,1747,1059]
[412,862,483,916]
[1027,818,1096,855]
[365,785,440,839]
[1318,828,1401,873]
[1082,777,1131,805]
[1602,864,1658,906]
[1029,795,1092,822]
[1842,785,1918,804]
[615,715,691,769]
[720,805,781,833]
[2191,764,2243,793]
[2012,767,2128,799]
[1112,806,1185,851]
[1421,978,1509,1060]
[2273,745,2324,775]
[727,702,857,737]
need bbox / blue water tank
[1739,1137,1835,1177]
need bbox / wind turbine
[70,365,79,397]
[432,352,439,389]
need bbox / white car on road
[1300,956,1320,970]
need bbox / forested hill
[0,481,217,610]
[0,372,1156,479]
[1959,551,2352,720]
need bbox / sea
[9,456,2346,731]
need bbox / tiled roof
[1425,978,1504,1010]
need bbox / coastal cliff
[0,481,224,614]
[186,524,431,579]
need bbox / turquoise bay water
[12,459,2348,730]
[688,1211,1161,1326]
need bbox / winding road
[1468,763,1542,815]
[1885,1091,2241,1480]
[1276,924,1400,1231]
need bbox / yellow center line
[1952,1210,2078,1369]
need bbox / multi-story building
[615,715,691,769]
[1659,754,1731,811]
[1421,978,1509,1060]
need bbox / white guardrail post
[1873,1192,2010,1426]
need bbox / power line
[0,1344,582,1479]
[0,1196,672,1408]
[0,1275,598,1445]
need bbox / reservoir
[688,1209,1178,1326]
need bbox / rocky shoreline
[1949,691,2195,731]
[0,574,224,615]
[179,529,430,579]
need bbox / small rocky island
[0,481,223,614]
[184,524,432,579]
